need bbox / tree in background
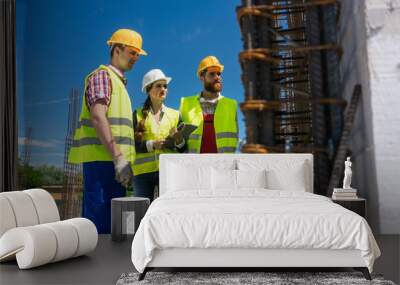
[18,159,64,189]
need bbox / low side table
[332,197,366,218]
[111,197,150,242]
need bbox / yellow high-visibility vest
[179,94,238,153]
[68,65,135,163]
[132,106,179,175]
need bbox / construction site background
[16,0,400,235]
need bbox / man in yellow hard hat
[68,29,147,233]
[179,56,238,153]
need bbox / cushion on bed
[210,169,268,191]
[167,163,212,191]
[236,169,268,189]
[167,159,236,192]
[211,168,237,190]
[266,162,307,191]
[237,159,309,192]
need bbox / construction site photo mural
[15,0,399,235]
[4,0,400,283]
[16,0,356,217]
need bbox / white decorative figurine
[343,156,352,189]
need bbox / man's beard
[204,81,222,93]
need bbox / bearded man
[179,56,238,153]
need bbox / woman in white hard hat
[132,69,185,201]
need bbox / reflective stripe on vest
[132,107,179,176]
[68,65,135,163]
[134,155,157,165]
[179,94,238,153]
[215,132,237,139]
[218,146,237,153]
[189,133,201,140]
[77,117,133,129]
[72,136,134,147]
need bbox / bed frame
[138,154,372,281]
[139,248,370,280]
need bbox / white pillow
[166,159,237,192]
[236,169,267,189]
[211,168,237,190]
[237,159,308,191]
[266,162,307,191]
[167,163,212,191]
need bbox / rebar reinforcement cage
[237,0,345,195]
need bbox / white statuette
[343,156,352,189]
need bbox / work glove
[113,155,133,188]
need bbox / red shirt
[200,114,218,153]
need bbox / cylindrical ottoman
[111,197,150,242]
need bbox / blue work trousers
[82,161,126,234]
[133,171,159,202]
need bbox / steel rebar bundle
[236,0,344,195]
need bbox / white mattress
[131,190,381,273]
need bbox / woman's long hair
[134,85,153,142]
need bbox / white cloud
[181,27,207,43]
[30,152,65,157]
[26,98,69,107]
[48,139,65,145]
[18,137,57,148]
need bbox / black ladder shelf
[327,84,362,195]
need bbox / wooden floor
[0,234,398,284]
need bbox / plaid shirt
[85,65,127,109]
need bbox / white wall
[339,0,400,234]
[365,0,400,233]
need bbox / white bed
[131,154,380,280]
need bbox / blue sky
[17,0,245,167]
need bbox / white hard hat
[141,69,172,93]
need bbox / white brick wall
[366,0,400,233]
[339,0,400,233]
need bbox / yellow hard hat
[197,56,224,77]
[107,29,147,56]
